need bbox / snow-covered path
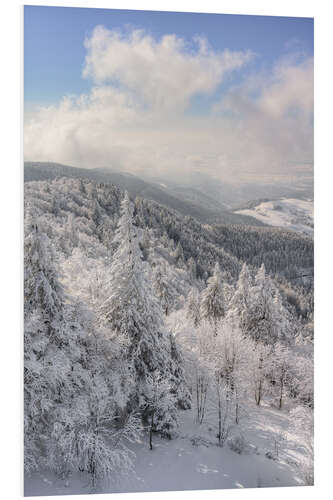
[25,402,304,496]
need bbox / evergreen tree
[173,241,185,267]
[168,333,191,410]
[200,262,225,333]
[187,257,197,282]
[24,219,65,324]
[152,260,173,316]
[65,213,79,250]
[245,264,292,344]
[186,287,201,327]
[24,218,74,472]
[24,216,140,483]
[227,262,252,331]
[100,192,179,423]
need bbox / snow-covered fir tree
[152,259,173,316]
[168,332,192,410]
[200,262,226,333]
[227,262,252,330]
[173,241,185,267]
[186,287,201,327]
[187,256,197,282]
[24,216,76,473]
[99,192,183,429]
[244,264,292,344]
[24,214,142,486]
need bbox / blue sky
[24,6,313,186]
[24,6,313,105]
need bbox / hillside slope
[235,198,313,237]
[24,177,313,317]
[24,162,264,226]
[25,400,305,496]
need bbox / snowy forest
[24,177,314,495]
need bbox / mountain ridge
[24,162,265,226]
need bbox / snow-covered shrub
[265,450,277,461]
[77,411,142,490]
[227,434,247,454]
[190,436,211,447]
[140,371,178,448]
[77,429,135,490]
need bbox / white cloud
[213,55,314,179]
[24,27,313,186]
[258,56,313,118]
[82,26,253,111]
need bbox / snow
[25,401,305,496]
[23,181,313,497]
[235,198,313,237]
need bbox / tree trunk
[235,387,239,424]
[279,378,283,409]
[218,392,222,444]
[255,379,262,406]
[196,374,207,424]
[149,413,154,450]
[201,384,207,424]
[256,356,263,406]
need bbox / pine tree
[173,241,185,267]
[227,262,252,331]
[24,216,140,483]
[187,257,197,282]
[65,213,79,250]
[24,218,75,473]
[200,262,225,333]
[100,192,178,423]
[168,333,191,410]
[186,287,201,327]
[24,219,65,325]
[245,264,292,344]
[152,260,173,316]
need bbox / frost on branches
[24,214,142,488]
[23,178,313,492]
[200,262,226,334]
[99,192,185,432]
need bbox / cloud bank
[24,26,313,186]
[82,26,253,112]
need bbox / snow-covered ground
[235,199,313,237]
[25,401,306,496]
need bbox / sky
[24,5,314,187]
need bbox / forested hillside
[24,162,267,225]
[24,177,314,493]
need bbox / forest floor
[24,400,306,496]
